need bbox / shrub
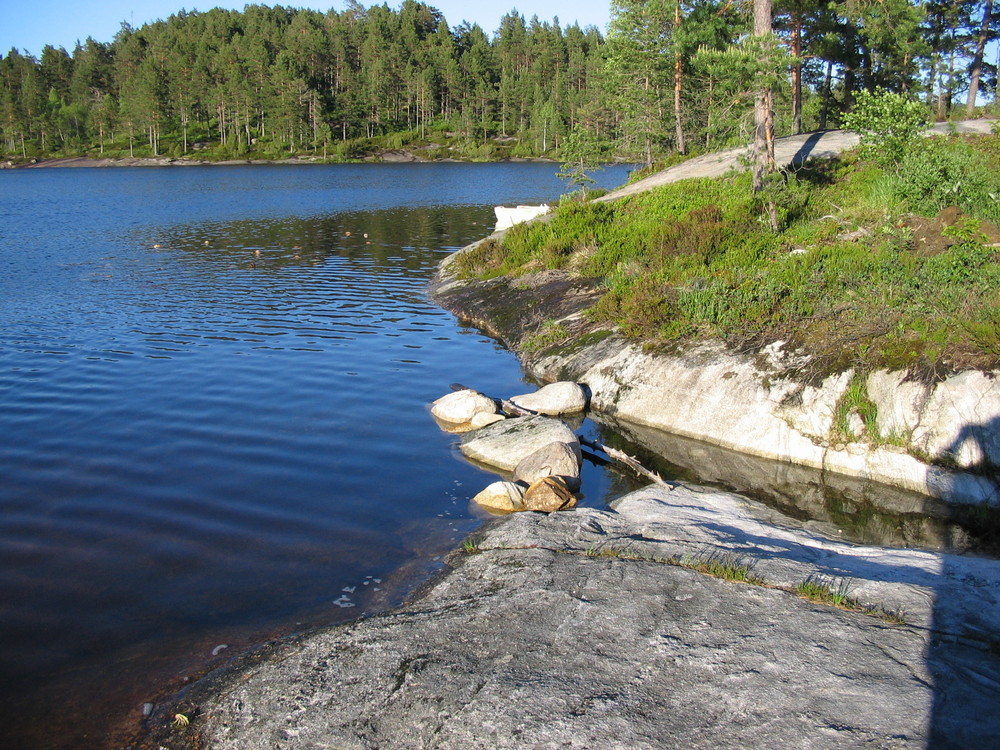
[842,88,929,170]
[893,139,1000,220]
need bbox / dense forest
[0,0,997,163]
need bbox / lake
[0,163,640,748]
[0,162,989,749]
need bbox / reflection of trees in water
[159,204,493,273]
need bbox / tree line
[0,0,996,163]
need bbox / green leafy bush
[842,89,929,170]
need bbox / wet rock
[523,476,577,512]
[509,381,588,415]
[512,441,581,491]
[460,415,579,472]
[471,481,526,513]
[431,389,498,424]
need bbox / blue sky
[2,0,611,57]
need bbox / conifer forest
[1,0,996,162]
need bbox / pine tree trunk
[673,1,687,155]
[752,0,778,230]
[819,60,833,130]
[790,12,802,135]
[967,0,993,114]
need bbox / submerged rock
[470,412,506,429]
[460,415,579,472]
[512,441,581,491]
[509,381,588,415]
[431,389,498,424]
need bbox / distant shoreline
[2,152,560,169]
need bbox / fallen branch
[579,436,674,489]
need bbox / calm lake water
[0,162,639,748]
[0,163,990,749]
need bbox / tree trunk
[819,60,833,129]
[752,0,778,230]
[790,12,802,134]
[673,0,687,155]
[967,0,994,114]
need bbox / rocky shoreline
[174,483,1000,749]
[159,129,1000,749]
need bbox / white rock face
[867,370,930,438]
[509,381,588,415]
[471,481,526,513]
[512,441,582,490]
[461,415,579,472]
[911,370,1000,469]
[529,338,1000,503]
[774,370,853,441]
[431,389,498,424]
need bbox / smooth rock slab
[509,381,588,415]
[195,534,1000,750]
[460,415,579,472]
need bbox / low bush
[893,138,1000,220]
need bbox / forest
[0,0,997,163]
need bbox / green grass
[463,136,1000,377]
[581,546,908,624]
[522,320,570,353]
[462,538,480,554]
[795,576,907,624]
[832,372,879,442]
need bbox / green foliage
[795,577,854,607]
[472,138,1000,375]
[450,238,507,278]
[841,89,929,170]
[833,374,879,441]
[523,320,570,352]
[892,139,1000,220]
[0,5,615,160]
[557,124,603,195]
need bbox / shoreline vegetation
[0,148,566,168]
[449,122,1000,385]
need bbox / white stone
[431,389,498,424]
[867,370,929,439]
[509,381,588,416]
[528,338,1000,503]
[912,370,1000,469]
[470,412,506,429]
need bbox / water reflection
[592,415,988,554]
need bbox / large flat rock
[192,487,1000,749]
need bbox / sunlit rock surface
[195,487,1000,750]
